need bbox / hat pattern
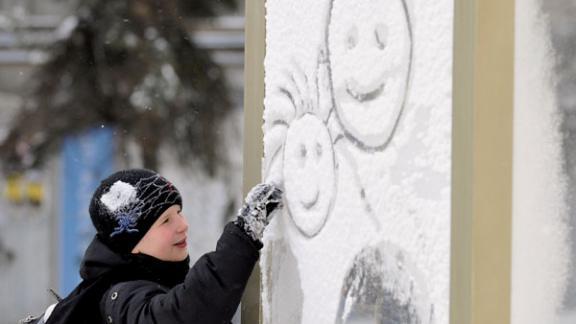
[90,169,182,253]
[101,174,181,238]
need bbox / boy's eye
[162,217,170,224]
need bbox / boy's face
[131,205,189,261]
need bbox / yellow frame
[451,0,514,323]
[242,0,266,323]
[243,0,515,323]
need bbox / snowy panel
[512,0,574,323]
[262,0,453,323]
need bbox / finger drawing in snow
[326,0,412,151]
[264,0,412,236]
[265,63,337,238]
[336,242,434,324]
[263,0,451,322]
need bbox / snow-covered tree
[0,0,237,174]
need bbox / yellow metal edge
[241,0,266,323]
[451,0,514,324]
[450,0,475,322]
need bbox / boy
[30,169,282,324]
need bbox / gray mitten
[235,183,283,242]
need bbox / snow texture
[100,181,138,212]
[262,0,453,323]
[283,114,335,237]
[336,242,433,323]
[512,0,570,323]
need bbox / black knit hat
[89,169,182,253]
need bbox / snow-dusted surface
[262,0,453,323]
[282,114,336,237]
[512,0,570,323]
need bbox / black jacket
[100,222,261,323]
[47,222,261,324]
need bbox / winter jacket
[99,222,262,323]
[46,222,261,324]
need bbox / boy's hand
[235,183,283,242]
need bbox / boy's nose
[177,216,189,233]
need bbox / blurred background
[0,0,246,322]
[543,1,576,322]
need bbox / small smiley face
[283,114,336,237]
[327,0,412,149]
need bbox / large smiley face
[283,114,336,237]
[327,0,412,150]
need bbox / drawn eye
[316,142,323,159]
[375,24,388,50]
[346,26,358,50]
[300,144,307,158]
[300,144,308,168]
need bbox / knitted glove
[235,183,283,242]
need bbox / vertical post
[451,0,514,324]
[242,0,266,323]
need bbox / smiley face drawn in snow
[327,0,412,150]
[283,113,336,237]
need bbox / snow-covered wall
[262,0,453,323]
[512,0,570,323]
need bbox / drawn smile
[345,79,385,103]
[300,189,320,210]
